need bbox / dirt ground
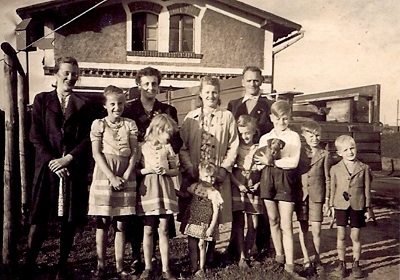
[3,171,400,280]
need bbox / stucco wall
[200,9,265,68]
[54,4,126,63]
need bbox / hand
[109,175,124,191]
[48,154,73,172]
[323,203,331,216]
[216,167,227,183]
[155,167,166,175]
[55,167,69,179]
[249,182,260,193]
[253,151,273,166]
[206,226,214,238]
[238,185,248,193]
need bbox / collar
[242,94,260,103]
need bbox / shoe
[352,261,364,278]
[249,256,262,267]
[162,270,176,280]
[117,270,132,280]
[287,270,308,280]
[313,260,325,276]
[194,269,206,278]
[238,258,249,268]
[139,269,152,280]
[131,259,144,274]
[271,261,285,273]
[93,267,106,279]
[334,260,346,278]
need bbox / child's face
[337,141,357,162]
[157,129,170,144]
[238,125,255,145]
[200,84,219,109]
[199,170,215,184]
[104,94,125,120]
[302,130,321,148]
[270,113,290,132]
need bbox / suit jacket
[329,159,372,210]
[298,145,331,202]
[123,98,183,153]
[227,96,274,142]
[29,90,93,224]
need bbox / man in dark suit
[227,66,274,263]
[25,57,93,280]
[123,67,182,273]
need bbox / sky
[1,0,399,125]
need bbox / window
[132,12,158,51]
[169,14,194,52]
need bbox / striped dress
[88,118,138,216]
[136,142,179,216]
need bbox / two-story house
[16,0,301,100]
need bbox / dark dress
[29,90,93,226]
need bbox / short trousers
[335,207,365,228]
[295,197,323,222]
[260,166,299,202]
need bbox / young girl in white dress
[136,113,180,280]
[88,85,138,278]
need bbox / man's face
[242,70,262,96]
[138,75,159,99]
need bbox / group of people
[23,56,373,280]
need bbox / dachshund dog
[253,138,285,166]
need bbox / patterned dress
[88,118,138,216]
[232,144,264,214]
[182,182,221,241]
[136,142,179,215]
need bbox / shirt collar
[242,94,260,103]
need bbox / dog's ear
[266,138,274,148]
[278,139,285,149]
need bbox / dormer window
[132,12,158,51]
[169,14,194,52]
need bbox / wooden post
[1,42,21,272]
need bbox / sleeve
[90,119,104,142]
[329,167,336,207]
[127,119,138,139]
[274,132,301,169]
[208,189,224,207]
[324,151,332,199]
[220,112,239,172]
[364,165,372,208]
[29,93,54,163]
[167,105,183,153]
[179,115,195,172]
[167,144,179,170]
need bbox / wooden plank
[353,132,380,142]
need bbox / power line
[0,0,108,63]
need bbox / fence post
[1,42,22,273]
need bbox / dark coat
[123,98,183,153]
[29,90,93,225]
[227,96,274,142]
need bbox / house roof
[16,0,301,41]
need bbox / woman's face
[139,75,159,100]
[55,63,79,93]
[199,84,219,109]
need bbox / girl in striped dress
[136,114,180,280]
[88,85,138,278]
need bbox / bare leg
[188,236,199,273]
[143,224,154,270]
[244,214,258,258]
[310,221,322,262]
[158,216,170,272]
[263,200,283,256]
[298,220,310,265]
[278,202,294,266]
[350,228,361,261]
[95,218,109,270]
[114,220,126,272]
[336,226,346,261]
[198,240,207,271]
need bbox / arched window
[169,14,194,52]
[132,12,158,51]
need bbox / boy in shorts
[328,135,372,279]
[295,121,331,277]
